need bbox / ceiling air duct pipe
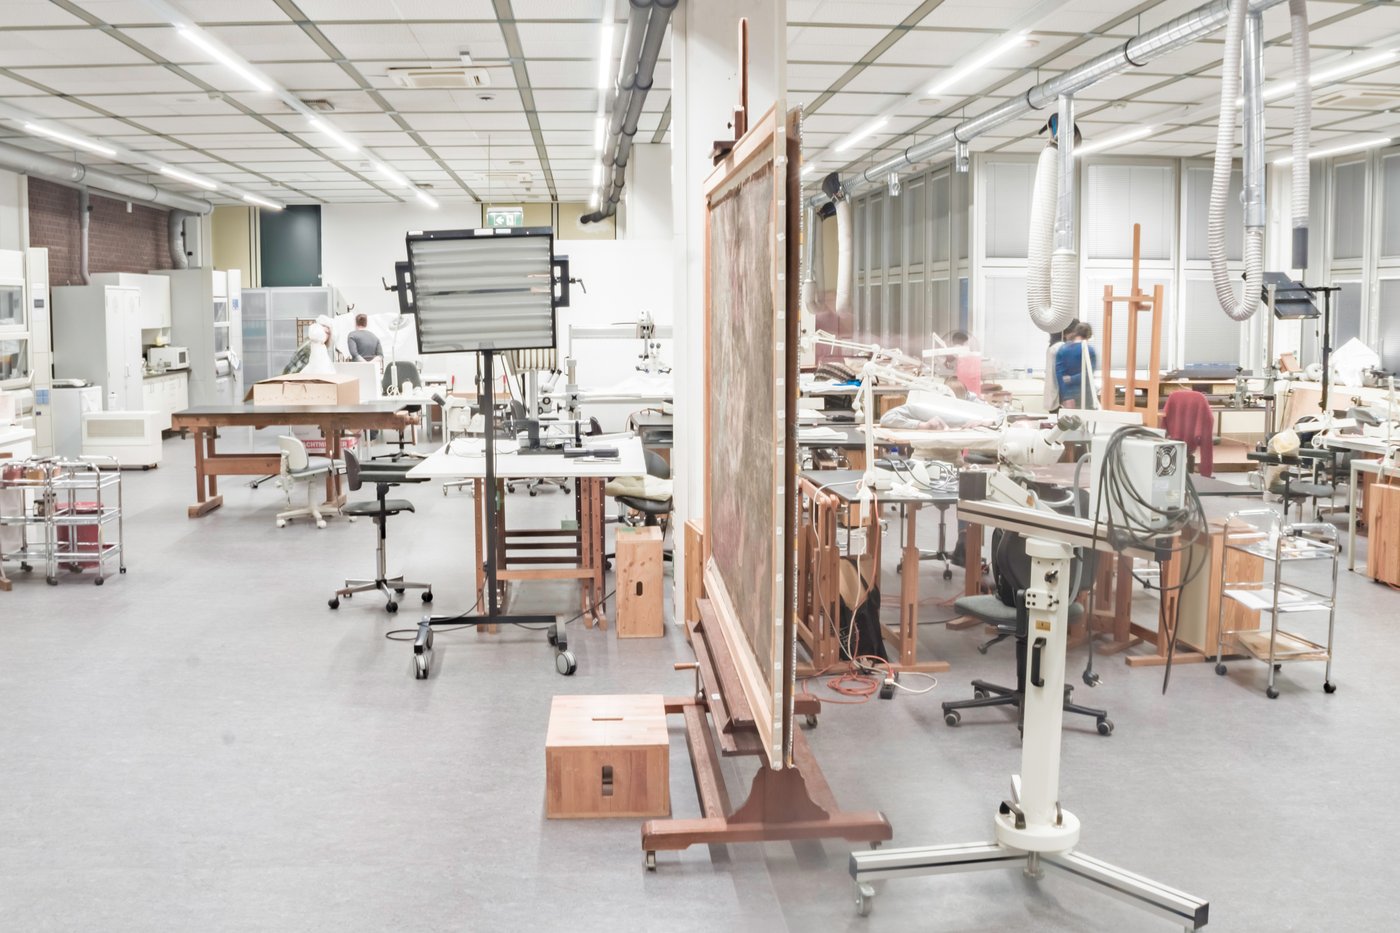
[1026,95,1078,333]
[78,187,91,285]
[1208,0,1264,321]
[581,0,677,224]
[1287,0,1311,269]
[169,210,191,270]
[0,140,213,215]
[810,0,1290,209]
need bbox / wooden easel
[641,599,892,863]
[1100,224,1164,427]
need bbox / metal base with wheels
[411,613,572,679]
[850,837,1209,929]
[329,576,431,613]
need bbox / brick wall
[28,178,173,286]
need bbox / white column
[623,144,673,241]
[670,0,785,620]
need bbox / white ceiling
[0,0,1394,206]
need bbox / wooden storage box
[545,694,669,819]
[616,526,664,637]
[1366,481,1400,585]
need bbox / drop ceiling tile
[0,95,99,120]
[524,60,596,88]
[9,65,200,95]
[293,0,497,19]
[134,113,270,134]
[268,112,403,133]
[514,0,610,18]
[515,22,611,60]
[318,22,506,61]
[0,27,152,67]
[530,88,601,111]
[73,0,291,24]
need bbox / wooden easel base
[641,696,892,854]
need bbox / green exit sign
[485,206,523,227]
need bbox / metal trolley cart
[1214,509,1338,698]
[0,456,126,586]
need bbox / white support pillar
[669,0,786,619]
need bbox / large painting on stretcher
[704,106,799,768]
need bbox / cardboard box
[248,373,360,407]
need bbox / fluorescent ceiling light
[1263,47,1400,102]
[801,163,816,176]
[1075,125,1156,157]
[415,189,440,209]
[834,117,888,154]
[177,25,273,93]
[926,30,1029,98]
[242,193,284,211]
[1273,136,1391,165]
[159,165,219,191]
[372,161,409,187]
[307,117,359,154]
[22,122,116,157]
[597,22,615,91]
[594,115,606,151]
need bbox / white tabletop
[408,435,647,480]
[1317,433,1399,454]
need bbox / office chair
[943,528,1112,736]
[328,451,432,614]
[375,361,427,462]
[440,395,478,497]
[617,449,673,530]
[275,435,333,529]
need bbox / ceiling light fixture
[1075,125,1157,157]
[1273,136,1392,165]
[1263,47,1400,102]
[597,21,615,91]
[22,122,117,157]
[159,165,219,191]
[372,161,409,187]
[926,30,1029,98]
[177,24,273,93]
[801,163,816,176]
[307,117,359,154]
[242,193,284,211]
[415,189,440,209]
[834,117,888,154]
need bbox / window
[1332,160,1366,262]
[1382,152,1400,259]
[1180,277,1244,365]
[1333,279,1363,348]
[1378,278,1400,374]
[984,161,1035,259]
[1183,166,1242,262]
[1085,164,1174,260]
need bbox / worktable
[408,437,647,628]
[1316,433,1400,571]
[796,469,956,678]
[170,401,416,518]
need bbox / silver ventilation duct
[78,187,91,285]
[169,210,191,269]
[0,140,214,215]
[580,0,678,224]
[809,0,1290,207]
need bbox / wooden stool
[545,695,670,819]
[616,526,664,637]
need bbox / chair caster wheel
[944,710,961,727]
[973,688,989,699]
[395,587,406,595]
[413,650,430,679]
[855,883,875,917]
[328,598,340,609]
[976,644,989,655]
[276,520,286,528]
[555,650,577,676]
[805,714,817,728]
[1324,681,1336,694]
[1215,663,1227,675]
[547,630,558,646]
[868,840,882,849]
[94,577,104,586]
[1266,686,1279,699]
[529,490,538,497]
[386,601,398,613]
[316,520,326,529]
[1097,719,1114,736]
[644,851,657,872]
[421,591,433,603]
[943,569,953,581]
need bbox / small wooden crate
[1367,482,1400,585]
[616,526,664,637]
[545,695,670,819]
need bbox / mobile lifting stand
[849,487,1210,930]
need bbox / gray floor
[1,437,1395,932]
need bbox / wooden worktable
[170,402,416,518]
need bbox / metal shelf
[0,455,126,587]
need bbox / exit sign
[485,206,524,228]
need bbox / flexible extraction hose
[1208,0,1261,322]
[835,198,853,319]
[1025,143,1078,333]
[1288,0,1311,269]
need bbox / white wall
[319,200,673,429]
[0,169,26,251]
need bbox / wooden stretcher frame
[702,104,799,769]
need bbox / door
[103,289,126,410]
[120,289,143,409]
[259,205,322,287]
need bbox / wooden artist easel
[1100,224,1164,427]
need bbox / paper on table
[798,426,845,440]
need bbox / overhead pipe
[1025,96,1078,333]
[78,187,91,285]
[809,0,1290,208]
[1287,0,1311,269]
[582,0,677,223]
[0,139,213,215]
[169,210,191,269]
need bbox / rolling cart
[0,455,126,586]
[1214,510,1337,698]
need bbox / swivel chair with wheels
[328,452,432,613]
[616,449,673,530]
[275,435,333,528]
[942,529,1112,736]
[375,362,427,462]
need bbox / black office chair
[375,363,426,462]
[943,528,1112,736]
[328,452,432,614]
[617,449,673,528]
[1247,447,1338,521]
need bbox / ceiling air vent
[1313,89,1400,111]
[388,67,492,90]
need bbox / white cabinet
[89,272,171,331]
[141,371,189,431]
[52,285,144,411]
